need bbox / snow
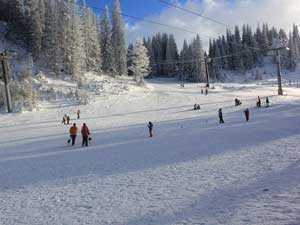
[1,75,300,225]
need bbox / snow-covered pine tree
[100,6,115,75]
[190,35,205,82]
[179,39,189,81]
[128,40,150,84]
[67,0,85,78]
[111,0,127,76]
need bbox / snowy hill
[1,76,300,224]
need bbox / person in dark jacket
[194,104,197,110]
[218,108,224,124]
[266,97,270,108]
[81,123,90,147]
[66,115,71,125]
[69,123,78,146]
[148,122,153,137]
[77,109,81,119]
[257,96,261,108]
[62,116,66,125]
[244,108,250,122]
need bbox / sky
[85,0,300,49]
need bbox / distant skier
[244,108,250,122]
[81,123,90,147]
[218,108,224,124]
[257,96,261,108]
[77,109,81,119]
[148,121,153,137]
[266,97,270,108]
[69,123,78,146]
[66,115,71,125]
[197,104,201,110]
[194,104,197,110]
[235,98,242,106]
[62,116,66,125]
[205,88,208,95]
[201,89,204,94]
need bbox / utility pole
[204,57,210,88]
[0,52,12,113]
[276,48,283,96]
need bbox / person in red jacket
[81,123,90,147]
[66,115,71,125]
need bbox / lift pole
[0,52,12,113]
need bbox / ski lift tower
[269,38,289,96]
[0,51,12,112]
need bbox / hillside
[1,76,300,224]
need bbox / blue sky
[84,0,174,21]
[82,0,300,48]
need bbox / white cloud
[125,0,300,50]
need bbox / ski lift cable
[75,2,198,35]
[157,0,272,51]
[74,1,262,52]
[158,0,232,29]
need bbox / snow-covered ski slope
[1,77,300,225]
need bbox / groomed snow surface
[1,77,300,225]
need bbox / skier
[76,110,80,119]
[218,108,224,124]
[194,104,197,110]
[257,96,261,108]
[81,123,90,147]
[148,121,153,137]
[62,116,66,125]
[266,97,270,108]
[205,88,208,95]
[66,115,71,125]
[197,104,201,110]
[244,108,250,122]
[201,89,204,94]
[235,98,242,106]
[69,123,78,146]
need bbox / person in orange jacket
[81,123,90,147]
[69,123,78,146]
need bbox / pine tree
[179,40,189,81]
[127,43,134,76]
[128,40,150,84]
[190,35,205,82]
[165,34,178,76]
[112,0,127,76]
[7,0,27,42]
[100,6,115,75]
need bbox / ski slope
[1,77,300,225]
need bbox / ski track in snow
[0,79,300,225]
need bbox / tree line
[0,0,127,79]
[1,0,300,82]
[142,24,300,82]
